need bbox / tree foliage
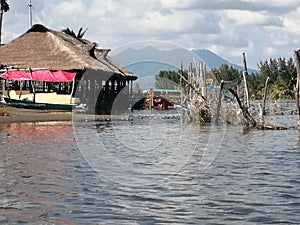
[154,57,297,100]
[211,57,297,100]
[155,70,188,89]
[213,64,241,83]
[212,65,259,98]
[62,27,88,40]
[257,57,296,99]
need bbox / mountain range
[110,46,258,89]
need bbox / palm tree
[62,27,88,40]
[76,27,88,39]
[0,0,9,44]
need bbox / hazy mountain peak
[111,46,258,78]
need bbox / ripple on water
[0,117,299,224]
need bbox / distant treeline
[155,57,297,100]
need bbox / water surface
[0,115,299,224]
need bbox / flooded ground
[0,113,299,224]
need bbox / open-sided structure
[0,24,137,113]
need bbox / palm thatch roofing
[94,48,135,78]
[0,24,136,80]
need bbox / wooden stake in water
[215,80,224,124]
[242,53,250,108]
[262,76,270,117]
[294,50,300,128]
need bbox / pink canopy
[0,70,76,82]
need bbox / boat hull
[4,97,76,111]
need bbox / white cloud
[223,10,282,26]
[1,0,299,69]
[263,47,279,57]
[283,7,300,34]
[242,0,299,8]
[160,0,199,9]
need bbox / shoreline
[0,100,297,124]
[0,106,126,124]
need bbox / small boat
[4,97,76,111]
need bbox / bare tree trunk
[242,52,250,108]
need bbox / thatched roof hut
[94,48,135,77]
[0,24,136,80]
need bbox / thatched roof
[94,48,136,79]
[0,24,135,79]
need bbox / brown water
[0,114,299,224]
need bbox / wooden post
[229,88,256,127]
[294,50,300,127]
[29,68,36,103]
[262,76,270,117]
[129,80,133,95]
[188,63,191,101]
[5,67,10,99]
[180,62,183,89]
[242,52,250,108]
[18,81,23,99]
[70,77,75,103]
[215,80,224,124]
[204,64,207,98]
[1,79,4,100]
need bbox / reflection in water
[0,115,299,224]
[0,123,77,224]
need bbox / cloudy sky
[2,0,300,69]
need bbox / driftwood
[256,123,289,130]
[228,88,257,127]
[227,89,291,130]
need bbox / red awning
[0,70,76,82]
